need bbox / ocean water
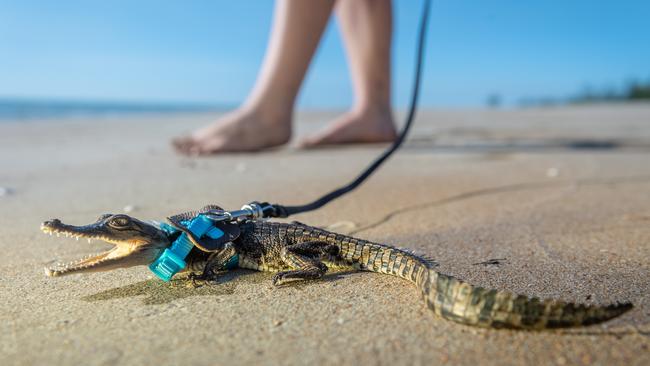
[0,99,225,122]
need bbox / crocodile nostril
[42,219,61,227]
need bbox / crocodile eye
[109,216,130,227]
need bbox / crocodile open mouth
[41,216,166,277]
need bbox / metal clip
[203,210,232,222]
[203,202,266,223]
[240,202,265,219]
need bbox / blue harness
[149,215,238,281]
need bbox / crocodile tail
[340,240,631,329]
[421,271,633,329]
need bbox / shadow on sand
[404,137,650,153]
[81,269,357,305]
[82,270,265,305]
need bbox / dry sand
[1,104,649,365]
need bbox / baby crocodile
[41,207,632,330]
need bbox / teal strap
[149,215,223,281]
[224,254,239,270]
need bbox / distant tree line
[626,81,650,100]
[488,78,650,108]
[569,79,650,104]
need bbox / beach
[1,104,649,365]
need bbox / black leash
[261,0,432,219]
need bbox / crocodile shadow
[82,268,357,303]
[82,269,264,305]
[273,269,358,290]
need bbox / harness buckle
[149,215,218,281]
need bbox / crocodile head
[41,214,171,277]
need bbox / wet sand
[1,104,649,365]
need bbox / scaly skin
[42,210,632,330]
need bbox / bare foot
[299,106,397,148]
[172,107,291,155]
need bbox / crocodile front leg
[190,244,238,284]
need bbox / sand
[1,104,649,365]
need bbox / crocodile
[41,206,632,330]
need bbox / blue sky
[1,0,648,107]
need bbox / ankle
[351,101,393,122]
[242,100,293,129]
[353,97,391,114]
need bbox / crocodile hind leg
[285,240,340,257]
[272,241,334,286]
